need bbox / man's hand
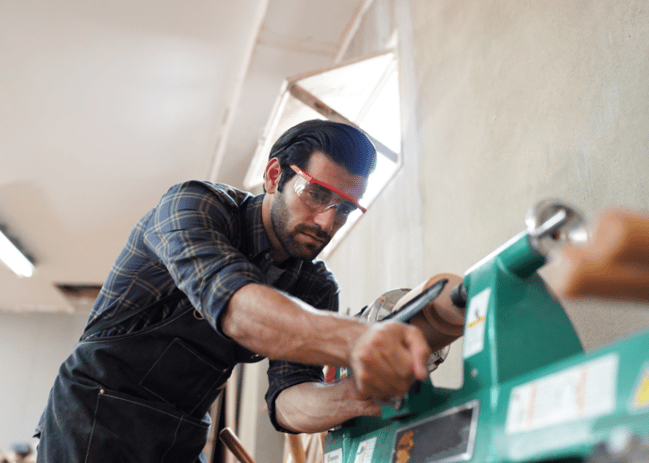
[350,321,431,400]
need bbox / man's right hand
[349,321,431,400]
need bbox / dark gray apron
[36,291,263,463]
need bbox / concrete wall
[326,0,649,390]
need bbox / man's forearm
[274,378,381,434]
[222,283,366,367]
[222,282,432,400]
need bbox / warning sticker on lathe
[505,354,618,434]
[463,288,491,358]
[353,437,377,463]
[325,448,343,463]
[631,364,649,411]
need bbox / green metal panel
[325,228,649,463]
[462,231,583,390]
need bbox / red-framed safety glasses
[289,164,367,216]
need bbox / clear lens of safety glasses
[293,175,358,220]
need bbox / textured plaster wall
[327,0,424,317]
[408,0,649,354]
[327,0,649,389]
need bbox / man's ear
[264,158,282,194]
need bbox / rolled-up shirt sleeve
[265,360,325,433]
[264,266,340,433]
[142,181,264,337]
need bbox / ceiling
[0,0,368,313]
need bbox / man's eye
[336,203,356,215]
[306,187,330,205]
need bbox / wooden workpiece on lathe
[550,208,649,301]
[391,273,466,352]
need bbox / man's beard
[270,191,332,260]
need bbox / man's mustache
[295,224,331,242]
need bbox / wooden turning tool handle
[392,273,466,351]
[286,434,307,463]
[219,427,256,463]
[551,208,649,301]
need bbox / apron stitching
[102,393,209,426]
[84,389,102,463]
[139,338,227,409]
[82,287,184,340]
[160,416,183,463]
[80,305,194,344]
[140,340,177,380]
[189,376,226,414]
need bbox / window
[244,49,401,256]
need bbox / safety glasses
[290,164,366,219]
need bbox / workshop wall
[326,0,649,388]
[328,0,425,317]
[0,311,86,451]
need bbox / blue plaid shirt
[87,180,339,432]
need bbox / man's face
[270,150,367,260]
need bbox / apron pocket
[139,337,229,415]
[86,387,209,463]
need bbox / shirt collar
[243,193,272,260]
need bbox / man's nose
[314,207,337,233]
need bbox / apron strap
[80,290,186,341]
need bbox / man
[35,120,432,462]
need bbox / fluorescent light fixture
[0,228,35,277]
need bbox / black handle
[382,279,448,323]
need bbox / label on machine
[631,363,649,410]
[505,354,618,434]
[463,288,491,358]
[389,400,479,463]
[324,448,343,463]
[353,437,377,463]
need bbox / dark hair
[268,119,377,192]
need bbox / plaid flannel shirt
[86,180,339,432]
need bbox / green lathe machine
[324,200,649,463]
